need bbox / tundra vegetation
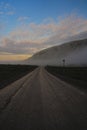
[0,65,37,89]
[45,66,87,92]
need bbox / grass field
[0,65,37,89]
[45,66,87,92]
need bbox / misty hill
[23,39,87,66]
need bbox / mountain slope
[24,39,87,66]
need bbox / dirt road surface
[0,67,87,130]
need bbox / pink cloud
[0,14,87,55]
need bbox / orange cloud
[0,54,31,61]
[0,14,87,61]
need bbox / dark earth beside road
[45,66,87,93]
[0,67,87,130]
[0,65,37,89]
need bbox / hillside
[23,39,87,66]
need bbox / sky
[0,0,87,61]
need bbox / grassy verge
[45,66,87,92]
[0,64,37,89]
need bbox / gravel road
[0,67,87,130]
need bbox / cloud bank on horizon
[0,0,87,61]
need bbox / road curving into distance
[0,67,87,130]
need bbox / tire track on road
[0,68,38,113]
[0,67,87,130]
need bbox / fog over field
[0,1,87,130]
[20,39,87,66]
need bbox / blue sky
[1,0,87,24]
[0,0,87,61]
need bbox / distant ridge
[22,39,87,66]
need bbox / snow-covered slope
[23,39,87,66]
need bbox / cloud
[0,11,4,14]
[0,23,4,30]
[0,2,15,16]
[0,37,42,54]
[6,11,15,15]
[0,2,15,36]
[0,14,87,57]
[0,53,30,61]
[18,16,29,22]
